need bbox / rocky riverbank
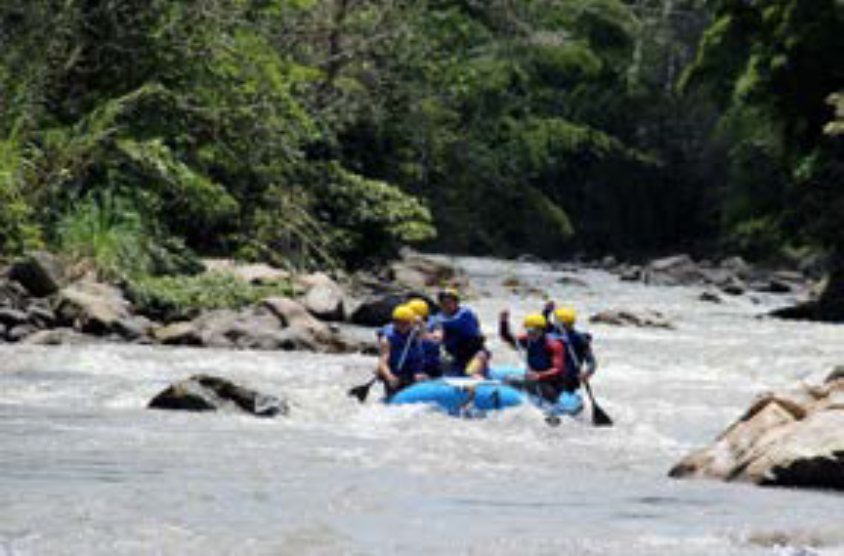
[0,249,824,352]
[0,250,467,352]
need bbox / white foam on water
[2,256,844,554]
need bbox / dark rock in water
[619,266,643,282]
[148,375,288,418]
[555,275,589,288]
[825,366,844,383]
[0,280,28,309]
[589,309,675,329]
[9,251,66,297]
[720,279,746,296]
[669,379,844,491]
[698,291,723,304]
[756,279,793,294]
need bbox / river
[1,256,843,555]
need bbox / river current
[1,256,843,555]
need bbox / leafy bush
[56,193,154,280]
[127,272,297,322]
[311,163,435,266]
[727,217,785,262]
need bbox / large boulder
[148,375,288,418]
[9,251,67,297]
[55,280,132,335]
[300,272,345,321]
[388,251,467,291]
[669,376,844,491]
[350,293,413,327]
[262,297,358,352]
[193,307,300,350]
[643,254,702,287]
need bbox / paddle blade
[584,382,613,427]
[591,404,613,427]
[348,380,374,403]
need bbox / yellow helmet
[555,306,577,325]
[523,313,547,330]
[407,298,429,318]
[392,305,416,323]
[438,287,460,301]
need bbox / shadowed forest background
[1,0,843,311]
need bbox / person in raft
[407,298,444,379]
[498,311,567,403]
[375,305,427,397]
[546,304,597,392]
[431,288,490,378]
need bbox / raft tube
[388,366,583,418]
[388,378,525,416]
[489,366,584,417]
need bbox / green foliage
[727,217,785,262]
[684,0,844,260]
[56,194,154,281]
[308,163,436,266]
[10,0,811,268]
[0,133,41,254]
[127,272,296,322]
[239,184,339,272]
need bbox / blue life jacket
[436,306,482,357]
[525,336,554,371]
[549,328,591,376]
[380,324,424,378]
[420,318,441,372]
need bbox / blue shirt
[435,306,482,357]
[379,324,424,378]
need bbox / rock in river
[669,372,844,491]
[148,375,288,418]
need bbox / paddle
[582,380,613,427]
[348,376,377,403]
[560,330,613,427]
[348,326,418,404]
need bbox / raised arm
[498,310,516,348]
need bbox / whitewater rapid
[1,256,843,555]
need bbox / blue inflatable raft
[387,366,583,419]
